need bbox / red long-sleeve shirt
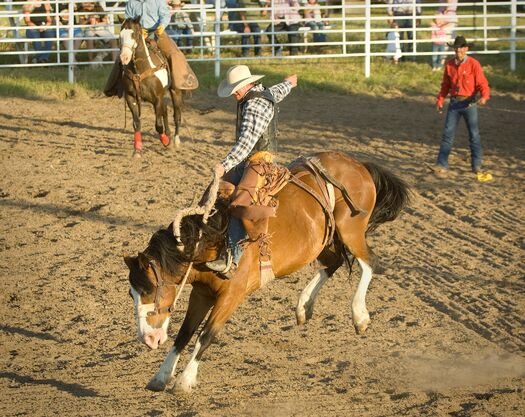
[436,56,490,107]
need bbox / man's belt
[451,95,474,102]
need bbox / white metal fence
[0,0,524,82]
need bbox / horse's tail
[363,162,411,233]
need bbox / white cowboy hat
[217,65,265,98]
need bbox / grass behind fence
[0,55,524,101]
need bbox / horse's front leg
[124,93,142,156]
[176,280,248,393]
[169,88,183,148]
[146,286,214,392]
[154,96,170,147]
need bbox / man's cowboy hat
[447,35,474,49]
[217,65,265,97]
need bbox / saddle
[217,156,366,247]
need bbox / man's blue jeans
[224,164,246,265]
[27,28,53,62]
[437,98,483,172]
[231,23,261,57]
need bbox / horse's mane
[143,201,229,274]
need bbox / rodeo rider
[205,65,298,278]
[104,0,198,97]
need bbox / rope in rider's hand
[172,165,222,250]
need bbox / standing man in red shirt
[434,36,493,182]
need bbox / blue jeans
[230,23,261,56]
[432,43,445,69]
[437,98,483,172]
[306,22,326,43]
[394,16,415,60]
[173,28,193,48]
[223,164,247,265]
[26,28,53,62]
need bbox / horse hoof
[145,378,167,392]
[160,133,170,147]
[132,150,142,159]
[354,317,370,335]
[174,135,181,149]
[295,301,314,325]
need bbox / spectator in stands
[57,3,83,60]
[167,0,194,50]
[79,2,118,63]
[439,0,458,45]
[303,0,326,44]
[430,12,447,70]
[263,0,302,56]
[385,29,401,64]
[225,0,262,57]
[23,0,53,63]
[386,0,421,61]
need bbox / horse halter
[136,259,193,319]
[141,260,177,318]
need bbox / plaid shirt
[222,81,292,172]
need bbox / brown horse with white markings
[124,151,410,392]
[119,18,183,156]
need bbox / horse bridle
[136,259,193,319]
[146,260,177,317]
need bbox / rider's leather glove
[155,25,165,36]
[142,28,149,38]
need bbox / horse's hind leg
[334,213,374,334]
[125,93,142,155]
[146,287,214,392]
[296,245,344,325]
[169,88,183,148]
[154,97,170,147]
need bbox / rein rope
[145,167,220,317]
[172,167,221,252]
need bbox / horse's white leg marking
[146,348,180,392]
[352,258,372,334]
[176,339,201,393]
[296,269,329,325]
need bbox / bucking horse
[124,151,410,392]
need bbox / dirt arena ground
[0,86,524,417]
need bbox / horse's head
[123,207,229,349]
[124,228,193,350]
[119,18,142,65]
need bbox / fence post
[510,0,516,71]
[68,0,75,83]
[342,0,346,55]
[412,0,416,57]
[365,0,371,78]
[214,0,221,78]
[483,0,488,51]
